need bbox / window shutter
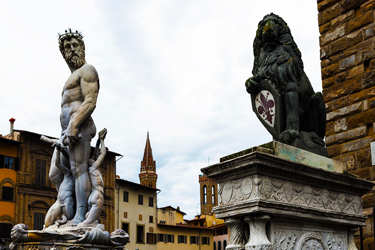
[14,157,20,171]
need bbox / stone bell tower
[199,174,218,215]
[139,132,158,188]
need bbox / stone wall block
[327,101,364,121]
[335,118,348,133]
[362,191,375,207]
[347,64,365,79]
[364,24,375,39]
[356,147,372,168]
[326,125,367,145]
[320,25,346,46]
[333,152,357,169]
[347,11,374,33]
[333,95,350,109]
[350,85,375,103]
[341,0,368,14]
[349,165,370,179]
[362,69,375,88]
[347,29,364,47]
[320,22,332,35]
[361,0,375,14]
[326,101,334,113]
[330,36,348,55]
[327,144,341,157]
[341,136,373,153]
[339,54,357,71]
[348,108,375,129]
[360,49,375,64]
[335,72,347,84]
[329,76,362,102]
[323,76,335,88]
[322,62,339,79]
[322,3,341,25]
[332,10,355,29]
[326,121,335,136]
[318,0,341,12]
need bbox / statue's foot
[63,219,82,227]
[279,129,300,144]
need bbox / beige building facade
[115,178,158,250]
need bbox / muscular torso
[60,64,97,131]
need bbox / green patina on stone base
[220,141,346,174]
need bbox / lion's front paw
[245,77,260,94]
[279,130,300,144]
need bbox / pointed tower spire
[139,131,158,188]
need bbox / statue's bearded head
[58,29,86,69]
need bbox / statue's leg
[305,92,326,139]
[63,193,75,220]
[280,82,300,144]
[49,148,63,192]
[44,200,62,229]
[78,190,104,227]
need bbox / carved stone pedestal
[201,141,374,250]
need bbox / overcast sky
[0,1,321,220]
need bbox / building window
[214,241,216,250]
[2,186,14,201]
[218,241,222,250]
[149,166,153,170]
[124,212,128,218]
[33,212,45,230]
[202,236,210,245]
[203,185,207,204]
[149,216,153,223]
[4,156,14,170]
[147,233,157,244]
[223,240,227,249]
[157,233,164,242]
[138,194,143,205]
[212,185,215,204]
[0,155,19,170]
[149,197,154,207]
[148,182,153,187]
[0,222,12,239]
[122,223,129,234]
[165,234,174,243]
[123,191,129,202]
[136,225,144,243]
[139,214,143,221]
[178,235,187,244]
[35,158,46,186]
[190,236,199,245]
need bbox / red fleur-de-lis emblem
[256,91,275,125]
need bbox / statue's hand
[64,126,79,148]
[245,77,260,94]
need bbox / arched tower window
[224,240,227,249]
[212,185,215,204]
[203,185,207,204]
[218,241,222,250]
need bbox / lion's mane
[252,13,304,93]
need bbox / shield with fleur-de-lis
[250,79,285,140]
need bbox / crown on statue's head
[58,28,83,42]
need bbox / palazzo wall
[318,0,375,245]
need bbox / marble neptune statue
[10,29,128,248]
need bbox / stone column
[225,217,245,250]
[23,194,28,225]
[244,215,272,250]
[348,227,358,250]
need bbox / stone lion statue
[245,13,327,156]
